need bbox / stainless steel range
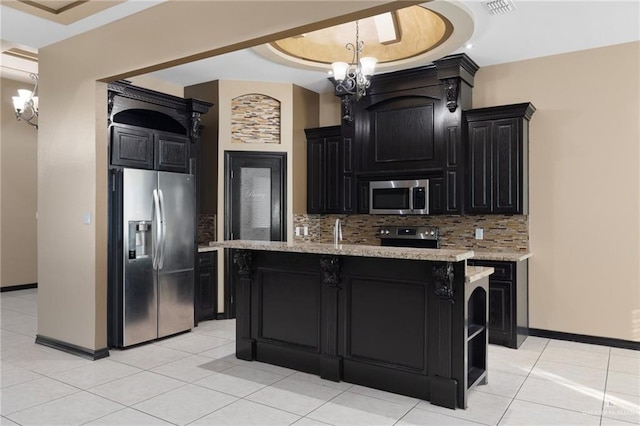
[379,226,439,249]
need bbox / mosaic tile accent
[197,214,216,244]
[231,94,281,144]
[293,214,529,252]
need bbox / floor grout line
[494,338,550,425]
[3,289,639,426]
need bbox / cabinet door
[325,137,342,212]
[307,139,325,213]
[111,124,154,169]
[364,95,441,172]
[488,280,513,346]
[492,118,520,213]
[429,177,444,215]
[155,132,189,173]
[197,254,217,322]
[357,180,369,214]
[467,121,492,213]
[342,138,355,214]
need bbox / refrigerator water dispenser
[129,221,151,259]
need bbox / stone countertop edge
[198,245,220,253]
[209,240,474,262]
[471,251,532,262]
[465,266,494,284]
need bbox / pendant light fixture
[331,21,378,101]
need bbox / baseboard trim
[35,335,110,360]
[528,328,639,351]
[1,283,37,292]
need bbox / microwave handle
[409,188,414,211]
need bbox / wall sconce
[12,73,39,129]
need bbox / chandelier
[331,21,378,103]
[12,73,39,129]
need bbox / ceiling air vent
[482,0,516,15]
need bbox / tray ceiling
[3,0,124,25]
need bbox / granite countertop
[470,251,531,262]
[465,266,495,283]
[209,240,474,262]
[198,244,220,253]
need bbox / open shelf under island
[209,240,493,409]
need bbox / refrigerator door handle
[152,189,162,270]
[158,189,167,270]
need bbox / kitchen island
[211,240,492,409]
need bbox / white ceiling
[1,0,639,92]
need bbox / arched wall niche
[231,93,281,144]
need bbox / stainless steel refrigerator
[109,168,195,348]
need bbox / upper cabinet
[305,126,354,214]
[339,54,479,215]
[111,124,191,173]
[359,90,444,174]
[464,103,536,215]
[107,81,212,174]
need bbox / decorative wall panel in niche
[231,94,281,144]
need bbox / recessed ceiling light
[465,43,473,49]
[482,0,516,15]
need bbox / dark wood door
[429,177,444,215]
[467,121,492,213]
[110,124,154,170]
[155,131,189,173]
[363,95,442,173]
[487,280,513,345]
[305,126,350,214]
[224,151,286,319]
[307,139,325,214]
[357,180,369,213]
[342,137,355,213]
[226,152,286,241]
[325,136,342,212]
[492,118,520,213]
[196,252,217,322]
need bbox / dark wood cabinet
[234,248,486,409]
[305,126,354,214]
[333,55,478,214]
[155,131,190,172]
[359,91,444,173]
[196,251,217,322]
[111,124,190,173]
[356,180,369,214]
[429,177,445,215]
[108,80,212,174]
[467,259,528,348]
[111,124,155,170]
[465,103,535,214]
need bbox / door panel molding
[223,151,287,319]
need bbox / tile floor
[1,288,639,425]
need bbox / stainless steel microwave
[369,179,429,215]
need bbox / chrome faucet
[333,218,343,246]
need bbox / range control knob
[385,230,390,235]
[430,231,435,236]
[380,229,385,235]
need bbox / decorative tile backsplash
[293,214,529,252]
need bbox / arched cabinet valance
[107,80,212,173]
